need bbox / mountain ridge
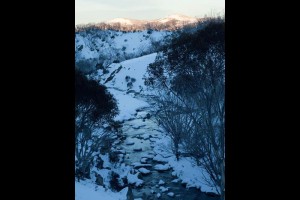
[76,14,202,31]
[105,14,198,25]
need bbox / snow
[103,53,158,94]
[75,181,128,200]
[154,164,170,171]
[91,156,132,188]
[158,14,197,23]
[168,157,219,193]
[98,53,162,123]
[107,18,133,25]
[108,88,150,121]
[171,178,180,183]
[156,193,161,198]
[127,172,144,187]
[76,30,169,64]
[167,192,175,197]
[135,111,149,119]
[125,141,135,145]
[138,167,151,174]
[149,138,157,142]
[141,154,155,159]
[140,158,148,163]
[159,186,169,192]
[153,154,168,163]
[151,133,220,194]
[158,180,165,185]
[141,134,150,140]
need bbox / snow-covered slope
[99,53,157,93]
[105,14,198,28]
[156,14,198,23]
[75,30,169,64]
[76,14,201,32]
[75,181,128,200]
[107,18,134,25]
[93,53,158,121]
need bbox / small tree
[75,70,118,180]
[156,92,193,160]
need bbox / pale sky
[75,0,225,25]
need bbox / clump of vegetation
[127,82,133,88]
[131,78,136,83]
[147,29,153,34]
[125,76,131,82]
[110,171,126,192]
[103,68,109,74]
[109,151,119,163]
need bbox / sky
[75,0,225,25]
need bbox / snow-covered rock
[149,138,157,142]
[125,141,135,145]
[167,192,175,197]
[154,164,170,171]
[156,193,161,198]
[159,186,169,192]
[138,168,151,175]
[143,154,155,159]
[153,154,168,163]
[127,173,144,187]
[171,179,180,183]
[140,158,148,163]
[158,180,165,185]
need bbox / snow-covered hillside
[75,14,201,32]
[75,29,169,64]
[105,14,198,26]
[156,14,198,23]
[97,53,156,93]
[94,53,157,122]
[76,181,128,200]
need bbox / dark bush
[110,171,124,191]
[125,76,130,82]
[127,82,133,88]
[130,78,136,83]
[109,151,119,163]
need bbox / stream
[114,95,221,200]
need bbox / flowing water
[114,96,221,200]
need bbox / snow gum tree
[75,70,118,180]
[146,18,225,199]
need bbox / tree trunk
[175,142,179,160]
